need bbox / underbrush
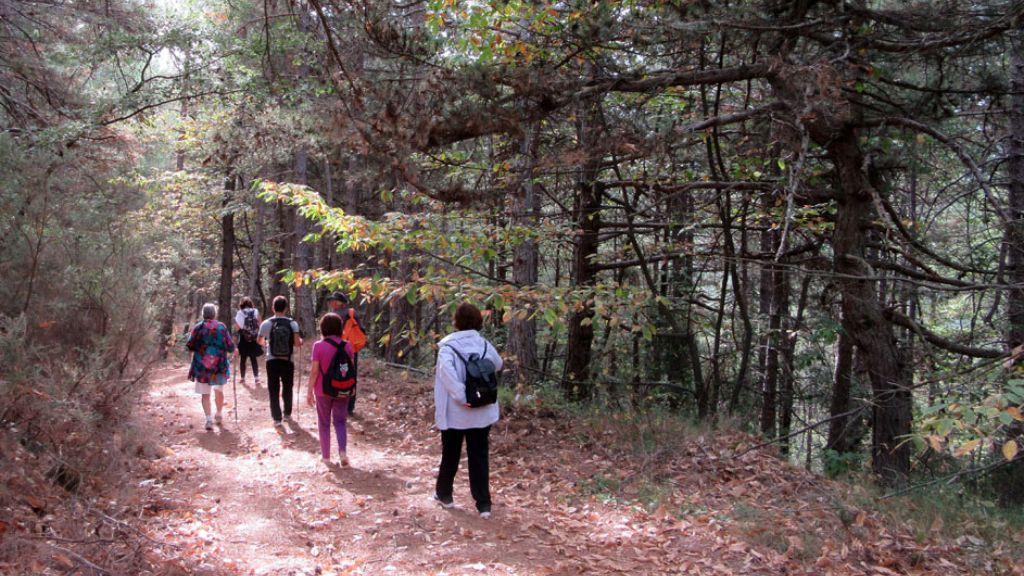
[504,386,1024,569]
[507,385,719,512]
[858,484,1024,558]
[0,312,166,574]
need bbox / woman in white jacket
[433,302,503,518]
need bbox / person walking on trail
[307,312,356,467]
[433,302,503,519]
[257,295,302,427]
[233,296,263,385]
[186,303,236,431]
[324,291,367,416]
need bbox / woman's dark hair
[320,313,343,337]
[239,296,253,309]
[453,303,483,331]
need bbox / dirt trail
[130,356,798,575]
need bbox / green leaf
[543,308,558,327]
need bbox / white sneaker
[204,417,214,431]
[214,413,223,425]
[433,494,455,509]
[479,510,491,519]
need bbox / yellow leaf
[954,439,981,457]
[926,435,943,452]
[1003,440,1019,461]
[1007,406,1024,422]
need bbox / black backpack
[444,342,499,407]
[269,317,294,358]
[241,309,259,342]
[322,339,356,397]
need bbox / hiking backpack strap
[442,344,469,366]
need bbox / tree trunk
[563,102,602,399]
[217,171,236,326]
[778,273,806,456]
[758,219,781,436]
[1007,39,1024,350]
[830,136,912,486]
[271,199,290,299]
[292,148,316,339]
[996,33,1024,506]
[249,187,265,311]
[827,327,857,454]
[508,123,539,387]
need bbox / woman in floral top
[186,303,236,430]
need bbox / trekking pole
[295,341,302,417]
[232,358,239,424]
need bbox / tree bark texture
[829,136,913,486]
[758,220,782,436]
[292,148,316,339]
[1007,38,1024,349]
[563,102,602,398]
[996,33,1024,506]
[508,123,540,387]
[218,172,236,327]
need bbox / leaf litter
[4,358,1021,575]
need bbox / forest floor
[17,355,1022,575]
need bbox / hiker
[186,303,235,431]
[233,296,263,385]
[257,295,302,427]
[433,302,503,519]
[306,312,355,467]
[324,291,366,416]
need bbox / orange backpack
[342,308,367,353]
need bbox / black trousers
[239,350,259,379]
[347,352,359,414]
[435,426,491,512]
[266,359,294,422]
[237,338,261,379]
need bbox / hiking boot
[433,494,455,509]
[205,417,214,431]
